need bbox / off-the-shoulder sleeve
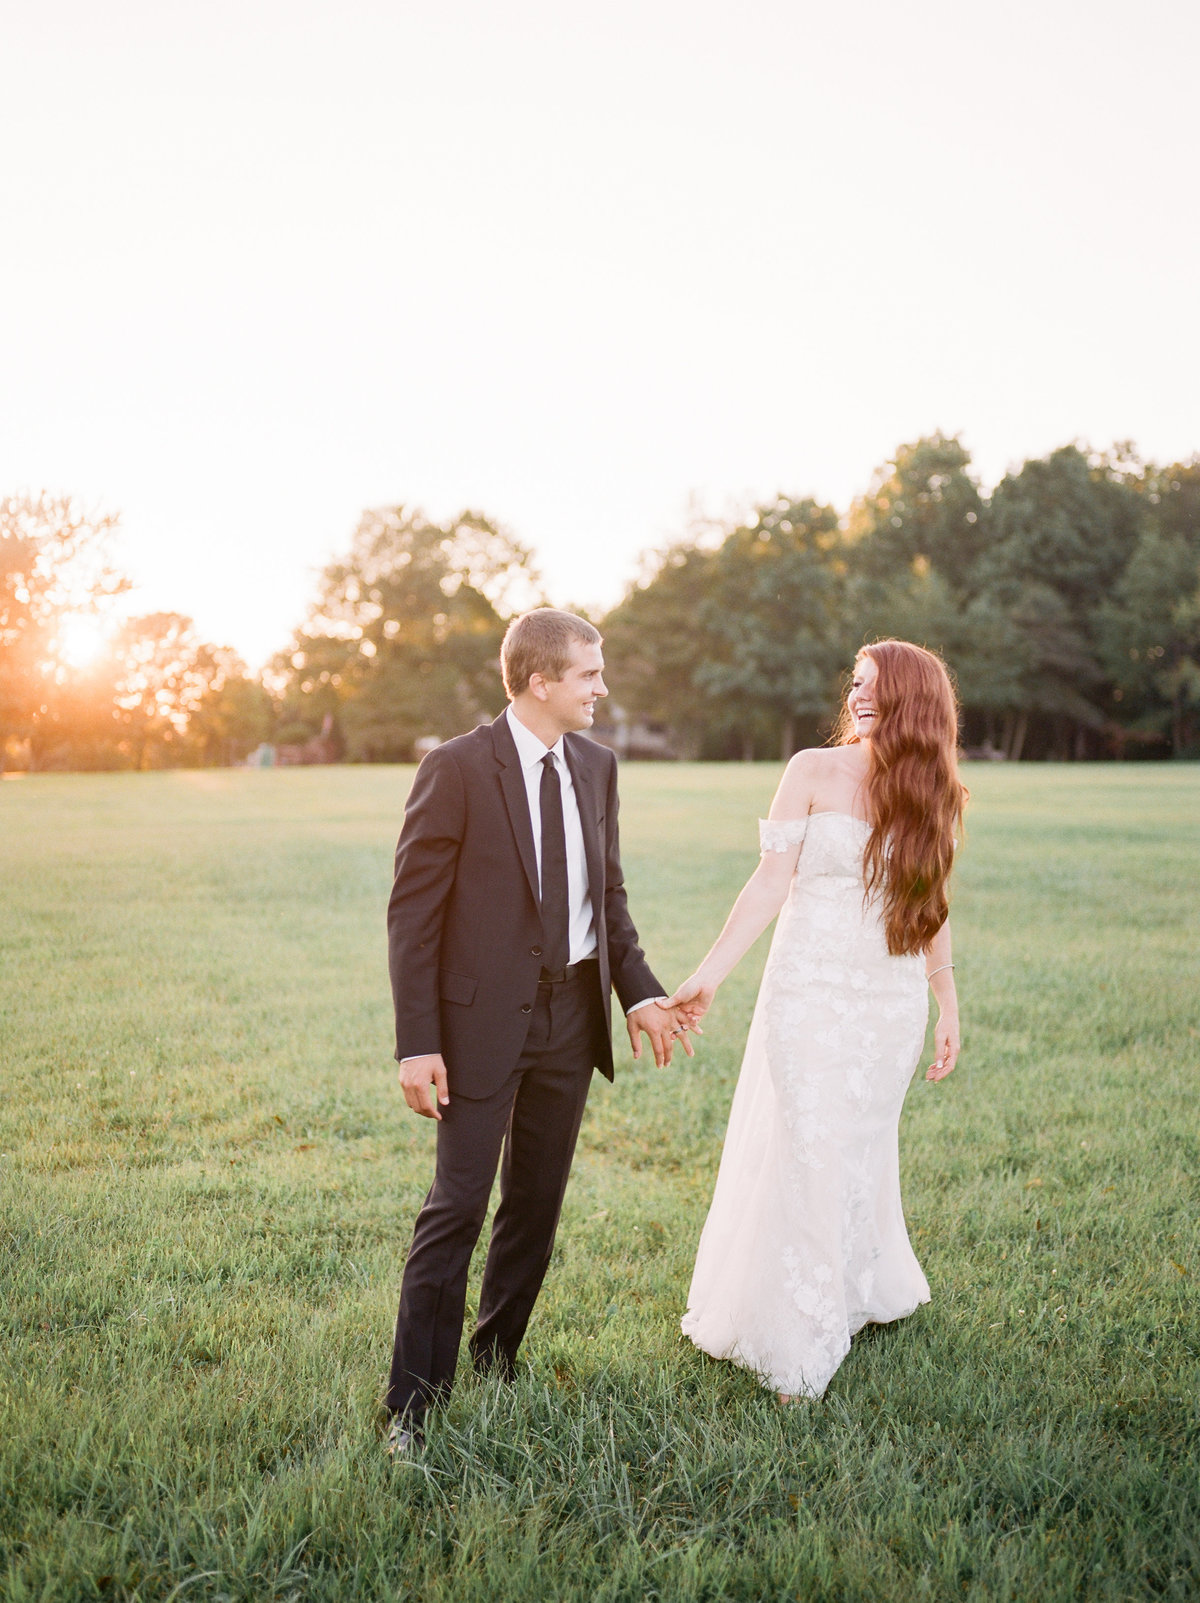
[759,817,808,854]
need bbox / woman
[670,640,965,1401]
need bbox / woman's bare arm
[669,751,820,1019]
[924,919,960,1081]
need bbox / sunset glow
[3,1,1199,667]
[55,614,111,671]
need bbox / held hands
[667,972,718,1028]
[398,1053,450,1119]
[400,1002,707,1112]
[626,1000,700,1067]
[626,971,719,1067]
[925,1012,960,1082]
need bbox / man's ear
[529,672,550,703]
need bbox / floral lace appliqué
[759,817,809,855]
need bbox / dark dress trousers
[385,711,662,1420]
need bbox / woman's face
[847,654,879,740]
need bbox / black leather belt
[538,958,599,984]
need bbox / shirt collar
[506,704,565,770]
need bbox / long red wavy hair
[834,640,967,956]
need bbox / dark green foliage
[600,541,728,758]
[1093,460,1200,755]
[606,440,1200,760]
[849,432,989,595]
[693,498,849,760]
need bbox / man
[383,608,692,1453]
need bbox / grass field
[2,761,1198,1602]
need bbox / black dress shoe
[385,1418,424,1458]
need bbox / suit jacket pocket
[439,968,478,1006]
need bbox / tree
[0,493,127,767]
[186,645,274,765]
[275,506,541,761]
[982,446,1144,611]
[843,565,1029,752]
[20,660,126,771]
[104,613,213,770]
[844,436,1046,752]
[1140,456,1200,552]
[1096,456,1200,754]
[695,499,850,758]
[973,446,1147,756]
[848,434,988,596]
[603,500,851,760]
[1095,529,1200,756]
[600,541,722,757]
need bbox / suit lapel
[491,712,541,908]
[564,735,605,919]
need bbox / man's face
[538,640,608,734]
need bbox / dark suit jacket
[387,711,663,1098]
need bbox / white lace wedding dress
[681,813,931,1398]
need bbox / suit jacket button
[531,946,542,958]
[520,1003,533,1014]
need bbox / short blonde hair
[501,609,601,699]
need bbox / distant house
[275,714,345,766]
[589,705,678,760]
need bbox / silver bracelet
[925,963,955,981]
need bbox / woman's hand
[925,1011,960,1082]
[669,972,717,1027]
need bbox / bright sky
[4,0,1198,667]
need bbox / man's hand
[398,1053,450,1119]
[626,1000,698,1067]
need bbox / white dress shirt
[505,708,663,1018]
[505,706,597,965]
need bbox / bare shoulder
[770,746,829,818]
[789,746,845,774]
[775,744,869,817]
[786,746,850,782]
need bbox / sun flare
[56,614,112,670]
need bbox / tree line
[605,437,1200,761]
[3,436,1199,771]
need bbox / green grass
[1,762,1198,1602]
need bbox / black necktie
[539,752,570,974]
